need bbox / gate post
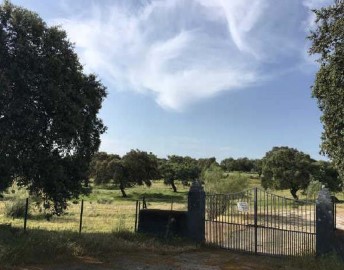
[187,180,205,242]
[316,188,335,256]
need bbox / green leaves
[0,2,106,214]
[261,147,313,199]
[159,155,201,192]
[309,1,344,184]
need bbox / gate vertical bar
[254,187,258,254]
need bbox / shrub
[204,165,249,194]
[5,198,28,218]
[306,180,323,200]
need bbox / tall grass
[0,225,196,266]
[0,180,188,233]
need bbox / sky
[11,0,334,161]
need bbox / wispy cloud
[54,0,331,111]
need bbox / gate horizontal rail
[205,188,316,256]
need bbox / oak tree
[0,2,107,214]
[261,147,313,199]
[309,1,344,183]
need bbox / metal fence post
[79,199,84,234]
[142,196,147,209]
[254,188,258,254]
[134,200,139,232]
[23,198,29,232]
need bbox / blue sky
[11,0,334,161]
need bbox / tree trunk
[290,187,299,200]
[171,180,177,192]
[120,182,127,197]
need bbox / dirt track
[6,250,292,270]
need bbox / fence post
[79,199,84,234]
[254,188,258,254]
[134,200,139,232]
[316,188,335,256]
[187,180,205,243]
[23,198,29,232]
[142,196,147,209]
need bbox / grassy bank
[0,224,343,269]
[0,225,196,267]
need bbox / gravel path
[8,250,283,270]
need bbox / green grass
[0,177,343,268]
[0,225,343,269]
[0,175,342,234]
[0,180,189,233]
[0,225,196,267]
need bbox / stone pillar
[187,180,205,242]
[316,188,335,256]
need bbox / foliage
[5,198,28,218]
[0,1,107,214]
[197,157,217,172]
[159,155,201,192]
[122,150,160,187]
[90,150,159,197]
[310,160,342,192]
[3,183,29,218]
[306,180,323,200]
[308,1,344,183]
[220,157,260,173]
[261,146,313,199]
[204,165,249,194]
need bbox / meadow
[0,173,343,233]
[0,180,189,233]
[0,174,344,268]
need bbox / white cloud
[54,0,332,111]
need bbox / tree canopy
[261,147,313,199]
[122,149,160,187]
[310,160,342,192]
[159,155,201,192]
[309,1,344,183]
[0,1,107,214]
[220,157,259,173]
[90,150,159,197]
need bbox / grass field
[0,180,189,233]
[1,174,343,234]
[0,175,344,268]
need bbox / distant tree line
[89,151,219,196]
[89,148,343,199]
[220,158,262,175]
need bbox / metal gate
[205,188,316,256]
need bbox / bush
[204,165,249,194]
[306,180,323,200]
[5,199,28,218]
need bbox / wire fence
[0,195,188,234]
